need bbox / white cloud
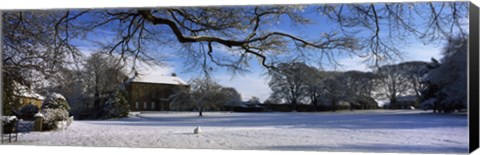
[215,72,271,102]
[336,43,442,72]
[402,43,443,62]
[336,56,371,72]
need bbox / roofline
[13,94,45,100]
[130,81,189,86]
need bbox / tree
[170,77,235,116]
[375,64,411,109]
[219,87,242,107]
[2,11,84,115]
[319,71,346,111]
[3,3,468,81]
[43,66,87,117]
[303,66,324,110]
[340,70,378,109]
[84,53,128,116]
[421,36,467,113]
[396,61,430,107]
[2,3,469,115]
[102,89,129,118]
[318,2,468,66]
[268,62,313,111]
[248,96,261,105]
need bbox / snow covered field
[12,110,468,153]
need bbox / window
[152,102,155,109]
[135,102,139,109]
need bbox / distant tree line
[265,36,467,113]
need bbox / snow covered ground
[11,110,468,154]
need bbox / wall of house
[127,82,183,111]
[18,97,43,108]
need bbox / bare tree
[268,62,313,111]
[304,66,325,110]
[318,2,468,66]
[340,70,378,109]
[396,61,430,107]
[170,77,228,117]
[319,71,346,111]
[375,64,411,109]
[3,3,468,80]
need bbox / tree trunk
[332,100,337,112]
[291,99,297,112]
[312,98,318,111]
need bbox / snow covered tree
[41,93,71,130]
[43,66,88,117]
[421,36,467,113]
[102,90,129,118]
[84,53,128,116]
[2,11,84,115]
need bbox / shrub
[41,93,70,110]
[1,116,18,134]
[42,108,69,130]
[41,93,70,131]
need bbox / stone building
[126,74,187,111]
[14,84,45,108]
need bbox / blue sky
[71,4,450,102]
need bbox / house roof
[14,84,45,100]
[129,73,188,85]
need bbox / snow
[49,93,66,101]
[14,83,45,100]
[1,116,18,123]
[13,110,467,154]
[130,73,187,85]
[34,112,44,118]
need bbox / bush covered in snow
[42,108,69,130]
[1,116,18,134]
[102,90,129,119]
[41,93,71,130]
[42,93,70,110]
[1,116,18,124]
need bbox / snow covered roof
[130,73,188,85]
[13,83,45,100]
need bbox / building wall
[127,82,184,111]
[18,97,43,108]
